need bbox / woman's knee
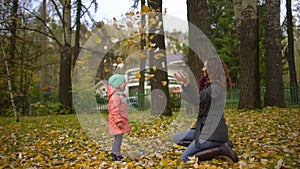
[172,133,182,144]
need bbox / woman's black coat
[181,82,229,148]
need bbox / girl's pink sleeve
[110,95,124,123]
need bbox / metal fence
[225,86,300,108]
[96,86,300,111]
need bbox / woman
[173,58,238,162]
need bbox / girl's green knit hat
[108,74,125,88]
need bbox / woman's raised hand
[174,71,190,86]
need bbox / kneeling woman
[173,57,238,163]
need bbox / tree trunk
[186,0,212,114]
[186,0,212,85]
[1,44,19,122]
[40,0,48,103]
[264,0,285,107]
[148,0,172,116]
[138,0,147,108]
[10,0,18,61]
[59,0,72,110]
[286,0,298,104]
[7,0,19,115]
[73,0,82,70]
[237,0,261,109]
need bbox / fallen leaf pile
[0,107,299,168]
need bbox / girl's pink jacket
[107,85,131,136]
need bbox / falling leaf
[156,21,162,29]
[146,74,155,80]
[161,81,167,86]
[95,37,102,44]
[76,60,85,65]
[103,67,109,72]
[139,53,146,59]
[149,35,155,40]
[141,33,147,40]
[116,57,123,63]
[150,18,157,25]
[153,47,160,53]
[154,53,165,59]
[152,66,157,72]
[135,73,141,79]
[149,42,156,48]
[141,5,150,13]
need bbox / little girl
[107,74,131,161]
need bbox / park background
[0,0,299,168]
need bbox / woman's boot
[193,143,238,163]
[193,146,220,161]
[218,143,238,163]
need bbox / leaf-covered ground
[0,107,299,168]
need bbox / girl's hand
[174,71,190,85]
[117,122,123,129]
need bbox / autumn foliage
[0,107,299,168]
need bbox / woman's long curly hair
[205,57,232,91]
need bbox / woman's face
[202,61,208,76]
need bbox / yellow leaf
[103,67,109,72]
[76,60,84,65]
[136,73,141,79]
[149,42,156,48]
[154,53,165,59]
[149,35,155,40]
[160,159,170,166]
[165,32,169,38]
[261,152,269,157]
[211,158,219,164]
[152,66,157,72]
[141,33,147,40]
[95,37,102,44]
[161,81,167,86]
[142,5,150,13]
[146,74,155,80]
[117,57,123,63]
[150,18,157,25]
